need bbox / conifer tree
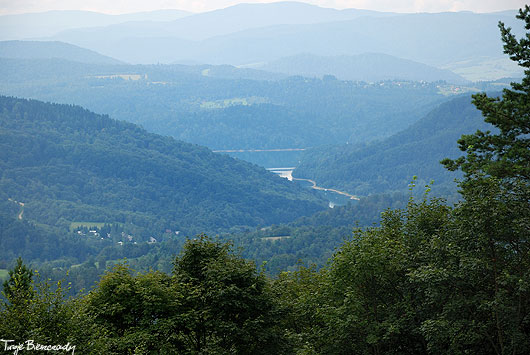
[442,5,530,181]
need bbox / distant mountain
[43,5,521,70]
[49,2,394,45]
[294,94,494,196]
[259,53,468,83]
[0,40,123,64]
[0,58,449,155]
[0,96,325,237]
[0,9,191,40]
[181,11,520,66]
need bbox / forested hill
[0,40,124,65]
[0,96,325,237]
[294,94,494,196]
[260,53,468,84]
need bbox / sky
[0,0,527,15]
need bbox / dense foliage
[13,191,408,295]
[295,93,494,196]
[0,96,325,239]
[0,237,289,354]
[0,58,450,155]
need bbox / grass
[0,269,9,282]
[441,57,523,82]
[69,221,107,232]
[261,236,291,241]
[200,96,269,109]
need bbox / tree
[72,236,288,354]
[0,258,72,344]
[437,7,530,354]
[323,196,451,354]
[0,257,34,338]
[75,263,186,354]
[417,177,530,354]
[2,257,34,306]
[442,5,530,181]
[172,235,288,354]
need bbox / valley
[0,2,529,352]
[0,26,518,276]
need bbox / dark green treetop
[2,257,34,306]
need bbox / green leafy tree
[272,264,333,354]
[436,7,530,354]
[323,196,451,354]
[2,257,34,306]
[0,258,72,344]
[0,257,35,338]
[75,263,185,354]
[414,178,530,354]
[172,235,288,354]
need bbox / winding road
[213,148,306,153]
[292,177,360,200]
[8,198,25,220]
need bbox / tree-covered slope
[0,40,123,65]
[260,53,468,83]
[0,58,449,151]
[295,94,494,196]
[0,96,325,236]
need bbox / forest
[0,56,472,152]
[0,95,325,238]
[1,93,428,287]
[294,93,495,196]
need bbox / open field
[261,236,291,241]
[69,221,108,232]
[0,269,9,282]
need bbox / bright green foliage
[324,197,451,354]
[0,258,72,344]
[77,263,185,354]
[67,236,287,354]
[0,257,34,338]
[2,257,34,306]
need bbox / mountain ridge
[260,53,468,83]
[41,6,521,69]
[0,95,326,237]
[0,9,192,40]
[294,94,495,196]
[0,40,124,64]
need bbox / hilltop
[0,96,325,239]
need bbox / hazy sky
[0,0,527,15]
